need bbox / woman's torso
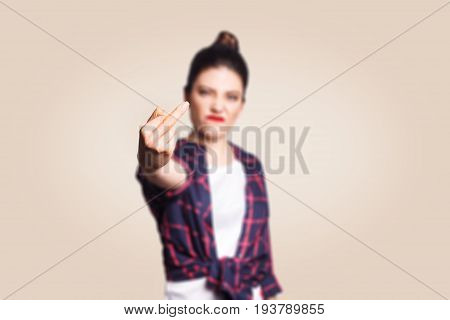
[165,158,262,299]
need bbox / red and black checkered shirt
[136,138,282,299]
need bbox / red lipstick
[206,115,225,123]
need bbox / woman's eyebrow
[198,85,241,95]
[198,84,212,90]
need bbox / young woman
[136,31,282,300]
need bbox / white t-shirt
[164,159,263,300]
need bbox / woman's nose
[211,98,225,113]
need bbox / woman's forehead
[195,66,243,92]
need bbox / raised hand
[138,101,190,174]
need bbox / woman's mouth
[206,115,225,123]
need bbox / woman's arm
[137,102,189,190]
[255,159,283,300]
[258,220,283,299]
[138,156,188,190]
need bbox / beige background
[1,0,449,299]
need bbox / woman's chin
[198,126,227,141]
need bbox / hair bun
[212,31,240,52]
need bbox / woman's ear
[184,88,190,103]
[240,96,245,111]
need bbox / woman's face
[185,66,245,141]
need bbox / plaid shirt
[136,138,282,299]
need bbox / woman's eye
[228,95,238,101]
[199,90,209,96]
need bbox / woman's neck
[187,131,235,167]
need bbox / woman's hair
[184,31,249,101]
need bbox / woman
[136,31,282,300]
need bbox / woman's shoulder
[173,137,264,174]
[175,137,260,160]
[173,137,204,162]
[174,137,203,153]
[230,141,260,161]
[228,140,265,174]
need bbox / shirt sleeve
[257,160,283,299]
[258,220,283,299]
[135,154,194,220]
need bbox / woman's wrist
[139,163,164,179]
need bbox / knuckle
[156,141,169,153]
[139,125,147,135]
